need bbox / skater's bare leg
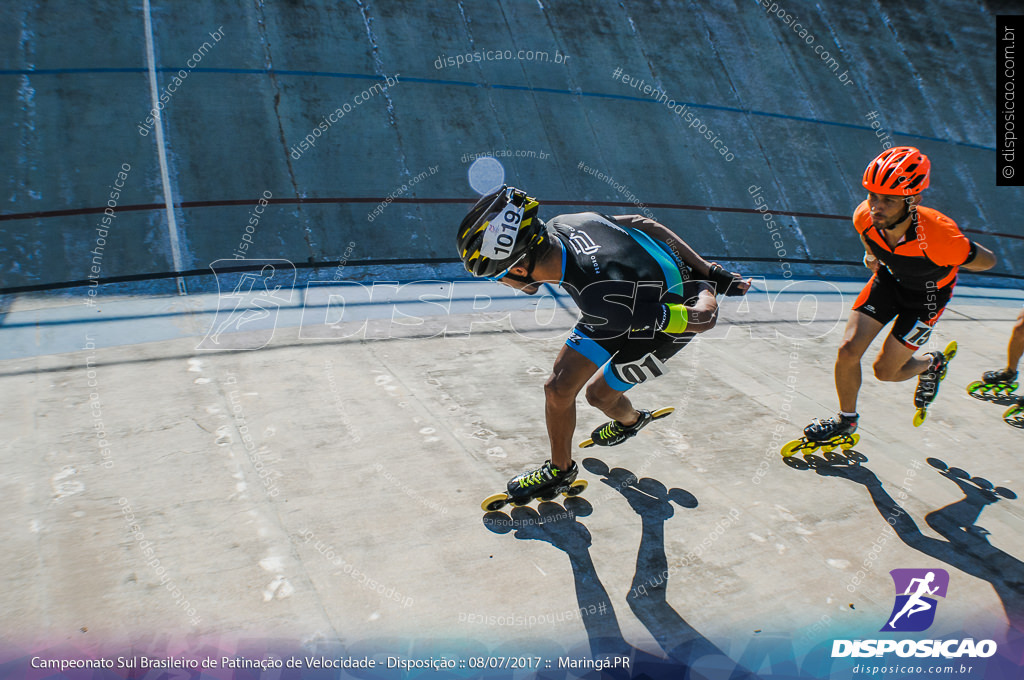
[835,311,885,413]
[585,378,640,427]
[1006,308,1024,373]
[873,335,932,383]
[545,345,599,470]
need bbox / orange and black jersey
[853,201,971,292]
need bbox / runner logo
[198,259,296,350]
[881,568,949,632]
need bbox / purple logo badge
[881,568,949,632]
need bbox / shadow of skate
[817,457,1024,648]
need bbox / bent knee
[544,374,577,404]
[585,382,616,410]
[872,360,901,382]
[837,340,866,364]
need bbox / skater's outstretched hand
[707,262,751,296]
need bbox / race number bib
[902,319,934,348]
[481,203,524,258]
[611,352,669,385]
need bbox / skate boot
[781,413,860,457]
[967,368,1018,397]
[913,341,957,426]
[480,460,587,512]
[578,407,675,448]
[588,410,654,447]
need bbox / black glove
[708,263,747,296]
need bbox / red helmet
[862,146,930,195]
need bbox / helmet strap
[884,199,915,231]
[502,240,544,285]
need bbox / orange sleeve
[918,209,970,266]
[852,200,872,235]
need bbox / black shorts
[564,281,707,392]
[852,269,954,349]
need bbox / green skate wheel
[966,381,985,395]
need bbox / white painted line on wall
[143,0,187,295]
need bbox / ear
[509,265,530,277]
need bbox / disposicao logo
[882,568,949,632]
[831,568,997,659]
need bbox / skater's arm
[544,346,598,470]
[681,287,719,333]
[613,215,712,277]
[959,242,996,272]
[613,215,751,295]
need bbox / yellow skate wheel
[913,408,927,427]
[563,479,588,498]
[482,493,509,512]
[820,443,837,453]
[780,439,805,457]
[943,340,958,360]
[840,434,860,450]
[578,438,595,449]
[651,407,675,420]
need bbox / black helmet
[456,185,544,278]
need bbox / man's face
[867,191,918,230]
[495,266,543,295]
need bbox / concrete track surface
[3,282,1024,678]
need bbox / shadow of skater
[810,455,1024,661]
[585,458,756,680]
[484,498,674,678]
[481,464,757,678]
[485,498,624,649]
